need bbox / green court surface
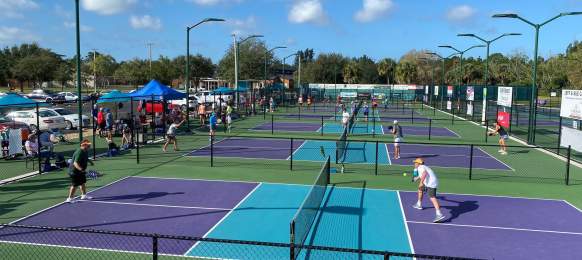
[1,102,581,259]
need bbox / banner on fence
[434,86,439,96]
[497,111,510,128]
[425,86,429,95]
[423,95,428,103]
[340,92,357,98]
[446,101,452,110]
[560,89,582,120]
[467,103,473,115]
[561,126,582,152]
[497,87,513,107]
[467,86,475,101]
[447,86,453,97]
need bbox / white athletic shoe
[412,203,423,210]
[498,149,503,153]
[433,214,446,223]
[80,195,92,200]
[65,197,74,203]
[500,150,507,155]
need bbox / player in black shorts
[488,122,508,155]
[66,140,94,203]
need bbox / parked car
[49,108,90,130]
[26,89,57,103]
[170,95,198,111]
[193,91,232,105]
[6,109,67,130]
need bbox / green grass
[1,101,581,259]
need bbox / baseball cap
[413,158,424,164]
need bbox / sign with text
[446,101,452,110]
[425,86,429,94]
[497,111,510,128]
[434,86,439,96]
[497,87,513,107]
[467,103,473,115]
[340,92,357,98]
[560,89,582,120]
[447,86,453,97]
[466,86,475,101]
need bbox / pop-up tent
[129,80,186,100]
[0,93,48,108]
[97,90,131,104]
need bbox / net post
[411,108,414,124]
[298,104,301,120]
[375,141,379,176]
[271,114,274,135]
[335,148,338,164]
[469,144,474,180]
[321,116,324,136]
[210,135,214,167]
[566,145,571,185]
[152,234,159,260]
[428,119,432,140]
[290,138,294,171]
[35,103,42,174]
[290,221,295,260]
[557,117,563,155]
[451,107,454,125]
[372,115,376,138]
[383,252,390,260]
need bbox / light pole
[492,12,582,144]
[262,46,286,112]
[418,57,435,104]
[427,52,458,109]
[439,45,485,112]
[75,0,83,141]
[457,32,521,124]
[283,52,301,98]
[186,18,224,130]
[234,34,264,107]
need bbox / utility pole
[92,49,97,93]
[147,43,154,79]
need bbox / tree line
[0,40,581,93]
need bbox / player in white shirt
[412,158,445,223]
[341,109,350,129]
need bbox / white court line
[80,200,232,211]
[128,175,575,204]
[287,140,307,160]
[475,147,515,172]
[184,183,262,256]
[7,176,133,225]
[407,220,582,236]
[443,126,462,138]
[183,138,228,157]
[396,192,415,254]
[384,143,392,165]
[562,200,582,213]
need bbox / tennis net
[290,156,331,260]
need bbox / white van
[193,91,233,105]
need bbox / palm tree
[377,58,396,84]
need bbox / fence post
[428,119,432,140]
[375,141,379,176]
[298,105,301,120]
[469,144,474,180]
[321,116,324,136]
[485,119,489,143]
[271,114,274,135]
[451,107,455,125]
[372,115,376,138]
[566,145,571,185]
[92,99,96,160]
[335,148,338,164]
[152,235,158,260]
[411,109,414,124]
[151,95,155,142]
[136,126,140,164]
[290,138,294,171]
[210,136,214,167]
[557,117,563,155]
[36,103,42,174]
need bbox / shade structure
[96,90,131,104]
[0,93,47,108]
[129,80,186,100]
[211,87,235,94]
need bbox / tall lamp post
[74,0,83,141]
[234,34,264,107]
[186,18,224,131]
[457,32,521,124]
[438,45,485,113]
[427,52,459,109]
[262,46,286,113]
[283,52,301,100]
[492,12,582,144]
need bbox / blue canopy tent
[129,80,186,100]
[0,93,48,108]
[211,87,234,94]
[96,90,131,104]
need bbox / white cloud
[63,22,94,32]
[446,5,476,23]
[81,0,137,15]
[355,0,393,22]
[187,0,243,6]
[0,26,39,44]
[0,0,39,18]
[288,0,327,25]
[228,16,257,35]
[130,15,162,30]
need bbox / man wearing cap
[391,120,403,159]
[412,158,445,223]
[66,140,93,203]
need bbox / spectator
[97,107,105,137]
[121,124,132,149]
[105,108,113,138]
[38,130,55,154]
[198,103,206,126]
[269,97,275,112]
[25,134,49,158]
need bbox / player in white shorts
[412,158,445,223]
[391,120,403,159]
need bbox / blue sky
[0,0,581,63]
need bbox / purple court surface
[188,137,304,159]
[399,191,582,260]
[382,125,459,137]
[386,143,511,170]
[283,114,334,120]
[0,177,259,255]
[251,122,321,132]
